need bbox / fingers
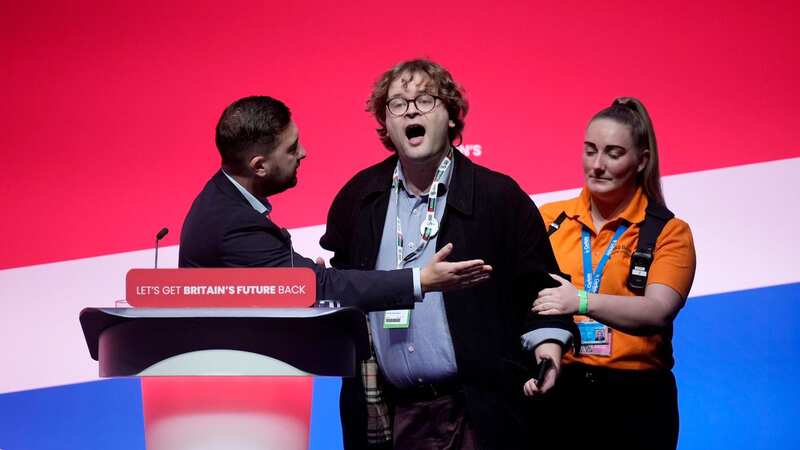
[447,259,487,273]
[532,301,560,314]
[448,273,491,290]
[315,256,326,268]
[523,378,539,397]
[532,302,560,314]
[453,263,492,278]
[463,273,491,286]
[532,300,555,310]
[458,265,492,280]
[432,243,454,263]
[524,374,555,397]
[549,273,568,285]
[537,287,555,298]
[439,262,491,288]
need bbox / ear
[637,149,650,173]
[249,154,269,177]
[448,119,455,128]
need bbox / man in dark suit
[321,60,578,449]
[179,96,491,311]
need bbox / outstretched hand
[531,273,580,316]
[420,243,492,293]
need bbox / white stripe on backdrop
[1,157,797,394]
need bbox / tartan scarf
[361,319,393,444]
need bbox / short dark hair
[215,96,291,167]
[367,59,468,151]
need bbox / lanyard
[393,148,453,268]
[581,223,628,294]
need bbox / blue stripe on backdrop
[309,376,344,450]
[0,378,145,450]
[675,282,800,450]
[1,283,795,450]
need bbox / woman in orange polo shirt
[524,97,696,449]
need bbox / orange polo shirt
[540,186,696,371]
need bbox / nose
[589,153,605,173]
[404,100,422,118]
[298,144,307,160]
[405,107,421,118]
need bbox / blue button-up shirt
[369,160,459,389]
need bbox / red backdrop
[2,0,798,269]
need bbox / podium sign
[126,268,316,307]
[84,269,363,449]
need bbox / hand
[315,256,326,268]
[420,243,492,293]
[531,273,580,316]
[523,342,562,397]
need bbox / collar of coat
[359,147,475,217]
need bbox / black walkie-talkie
[536,358,552,386]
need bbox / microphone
[154,227,169,268]
[156,227,169,240]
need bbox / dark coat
[321,151,578,449]
[178,169,417,311]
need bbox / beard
[260,169,298,197]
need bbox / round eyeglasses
[386,94,441,117]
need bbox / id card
[383,309,411,329]
[577,320,612,356]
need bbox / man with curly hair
[321,59,577,449]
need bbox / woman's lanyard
[581,223,629,294]
[393,148,453,269]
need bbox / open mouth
[405,124,426,144]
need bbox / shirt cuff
[412,267,423,301]
[520,328,573,352]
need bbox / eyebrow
[584,141,628,152]
[388,91,433,99]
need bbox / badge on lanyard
[420,217,439,238]
[577,223,628,356]
[578,321,612,355]
[383,310,411,329]
[383,149,453,329]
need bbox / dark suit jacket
[321,151,579,450]
[178,169,416,311]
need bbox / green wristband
[578,290,589,315]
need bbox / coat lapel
[210,169,289,244]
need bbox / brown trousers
[393,393,480,450]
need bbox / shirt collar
[222,170,272,215]
[395,152,454,199]
[574,185,648,229]
[358,149,474,217]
